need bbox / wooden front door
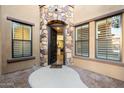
[48,27,57,65]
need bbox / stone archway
[39,5,74,66]
[47,20,67,26]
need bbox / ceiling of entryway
[52,26,64,33]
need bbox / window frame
[12,21,33,58]
[95,14,122,62]
[75,23,90,57]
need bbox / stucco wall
[74,5,124,24]
[73,58,124,81]
[73,6,124,81]
[0,6,2,75]
[0,5,40,73]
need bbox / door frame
[48,25,66,65]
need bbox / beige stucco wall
[0,6,2,75]
[0,5,40,73]
[74,5,124,24]
[73,6,124,81]
[73,58,124,81]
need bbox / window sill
[7,56,35,63]
[73,56,124,67]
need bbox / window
[96,15,121,61]
[75,24,89,57]
[12,22,32,58]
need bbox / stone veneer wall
[39,5,74,65]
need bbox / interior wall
[74,5,124,24]
[0,5,40,73]
[57,34,63,48]
[73,6,124,81]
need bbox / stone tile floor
[0,66,40,88]
[69,65,124,88]
[0,65,124,88]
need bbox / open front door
[48,27,57,65]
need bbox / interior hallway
[57,53,63,65]
[56,27,64,65]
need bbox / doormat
[50,64,62,68]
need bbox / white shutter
[75,24,89,57]
[96,15,121,61]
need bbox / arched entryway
[47,20,67,65]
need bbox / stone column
[39,5,74,65]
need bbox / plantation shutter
[96,20,107,59]
[82,24,89,57]
[13,22,32,58]
[75,24,89,57]
[76,26,83,56]
[96,15,121,61]
[23,25,32,57]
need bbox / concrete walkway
[28,66,87,88]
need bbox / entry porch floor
[0,65,124,88]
